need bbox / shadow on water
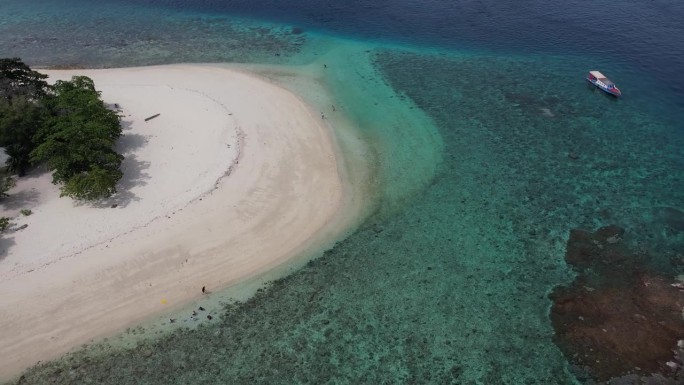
[584,83,621,102]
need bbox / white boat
[586,71,621,97]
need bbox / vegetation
[0,58,123,200]
[32,76,123,200]
[0,57,50,101]
[0,216,9,232]
[0,58,50,176]
[0,171,14,197]
[0,96,48,175]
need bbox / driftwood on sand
[144,113,160,122]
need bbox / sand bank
[0,65,357,379]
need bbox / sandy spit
[0,64,358,380]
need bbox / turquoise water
[2,0,684,383]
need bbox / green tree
[0,216,10,232]
[0,57,50,101]
[32,76,123,200]
[0,170,15,198]
[0,97,47,175]
[0,58,50,176]
[60,166,122,200]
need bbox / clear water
[2,0,684,383]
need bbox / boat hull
[586,77,621,97]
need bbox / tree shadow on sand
[0,188,40,212]
[116,132,149,154]
[90,153,151,209]
[86,129,152,209]
[0,235,16,261]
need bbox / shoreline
[0,64,367,381]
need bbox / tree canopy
[0,96,47,175]
[0,58,124,200]
[32,76,124,200]
[0,58,51,176]
[0,57,50,102]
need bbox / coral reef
[551,225,684,383]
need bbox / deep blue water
[113,0,684,98]
[3,0,683,114]
[2,0,684,383]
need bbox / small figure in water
[321,113,325,119]
[169,318,176,323]
[201,286,206,294]
[198,306,205,311]
[332,105,336,111]
[323,64,327,69]
[207,315,213,320]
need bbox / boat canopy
[589,70,605,78]
[589,70,614,85]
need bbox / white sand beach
[0,65,356,379]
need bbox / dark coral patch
[550,225,684,382]
[657,207,684,233]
